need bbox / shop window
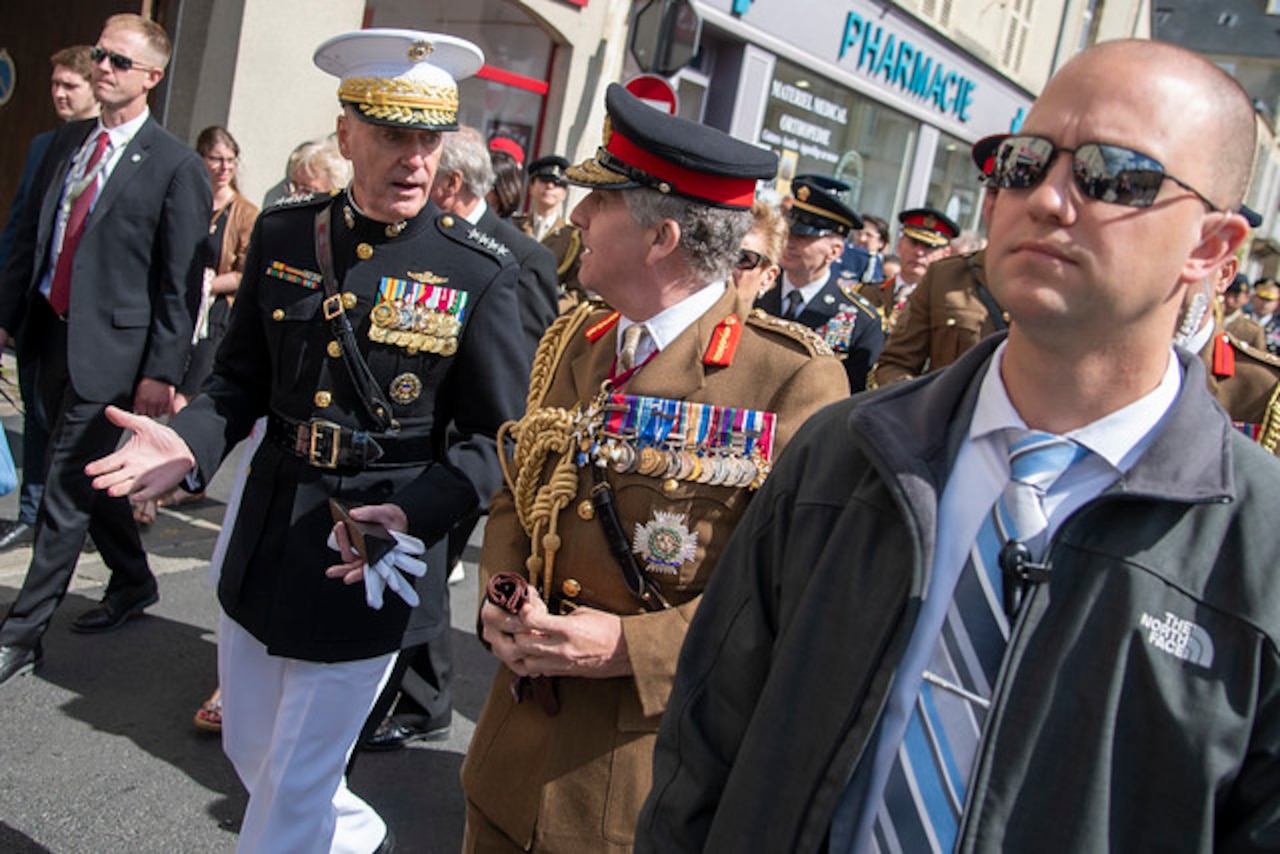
[927,131,985,236]
[759,57,917,223]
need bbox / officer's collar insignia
[823,293,836,304]
[467,227,511,257]
[407,270,448,285]
[632,511,698,576]
[584,311,621,342]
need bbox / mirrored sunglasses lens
[994,136,1055,190]
[1074,143,1163,207]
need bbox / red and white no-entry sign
[624,74,679,115]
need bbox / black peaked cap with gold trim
[789,175,863,237]
[565,83,777,210]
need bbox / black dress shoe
[362,715,452,751]
[0,643,41,686]
[71,587,159,634]
[0,521,34,551]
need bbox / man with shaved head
[640,40,1280,852]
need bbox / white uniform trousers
[219,613,396,853]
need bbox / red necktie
[49,130,109,316]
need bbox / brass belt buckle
[322,294,344,320]
[308,419,342,468]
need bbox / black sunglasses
[90,45,157,73]
[736,249,772,271]
[992,135,1219,212]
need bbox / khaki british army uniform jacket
[514,212,584,312]
[1200,316,1280,456]
[868,251,1005,388]
[461,287,848,851]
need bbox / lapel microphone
[998,540,1052,620]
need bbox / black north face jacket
[640,335,1280,852]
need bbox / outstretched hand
[85,405,197,500]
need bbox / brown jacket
[868,251,1005,387]
[1201,319,1280,455]
[216,191,258,277]
[461,288,848,851]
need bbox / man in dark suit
[756,176,883,392]
[0,14,210,685]
[0,45,102,553]
[355,124,558,753]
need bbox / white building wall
[224,0,365,205]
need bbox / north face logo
[1139,611,1215,669]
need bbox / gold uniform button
[356,242,374,260]
[271,308,285,321]
[1002,311,1011,323]
[561,579,582,598]
[945,317,957,327]
[441,215,455,228]
[327,340,342,358]
[341,292,358,309]
[314,391,332,408]
[663,478,679,494]
[577,500,595,520]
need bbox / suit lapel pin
[823,294,835,304]
[130,153,142,163]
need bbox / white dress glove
[327,528,428,610]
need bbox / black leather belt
[266,413,431,470]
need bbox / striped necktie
[872,430,1087,853]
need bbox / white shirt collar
[779,270,831,306]
[617,282,727,357]
[94,108,149,153]
[969,340,1182,474]
[462,197,488,226]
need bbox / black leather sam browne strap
[588,463,671,613]
[314,204,399,432]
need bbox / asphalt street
[0,401,498,852]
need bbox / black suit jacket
[0,116,211,403]
[478,206,558,354]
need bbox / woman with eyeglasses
[732,200,786,301]
[141,128,258,518]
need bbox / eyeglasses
[90,45,157,73]
[991,134,1219,212]
[736,249,772,271]
[204,156,237,167]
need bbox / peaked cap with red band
[898,206,960,248]
[565,83,778,210]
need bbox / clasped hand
[480,587,631,679]
[325,504,425,609]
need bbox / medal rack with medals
[368,276,469,356]
[575,391,777,490]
